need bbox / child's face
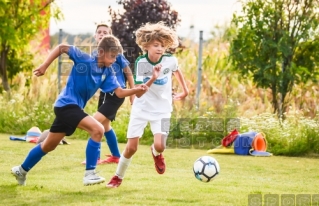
[95,26,111,43]
[102,51,117,67]
[146,40,166,58]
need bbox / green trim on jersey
[146,53,162,65]
[134,54,147,85]
[134,53,174,84]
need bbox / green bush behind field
[1,40,319,157]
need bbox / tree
[108,0,180,69]
[230,0,319,116]
[0,0,62,93]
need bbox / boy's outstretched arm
[173,69,189,100]
[135,64,162,98]
[123,66,136,104]
[114,84,148,98]
[33,44,70,76]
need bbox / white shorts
[127,107,171,138]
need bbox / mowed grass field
[0,133,318,206]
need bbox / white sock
[19,166,27,174]
[115,154,132,179]
[152,144,160,156]
[85,169,94,176]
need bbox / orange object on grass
[252,133,267,151]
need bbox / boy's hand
[135,84,149,97]
[173,92,188,101]
[135,84,149,92]
[152,64,162,79]
[33,64,47,76]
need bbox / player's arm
[33,44,70,76]
[134,64,162,98]
[172,69,189,100]
[123,66,136,104]
[114,85,148,98]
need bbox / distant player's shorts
[50,104,88,136]
[127,107,171,138]
[98,91,125,121]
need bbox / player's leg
[96,93,125,164]
[106,137,139,188]
[149,113,171,174]
[11,105,82,185]
[150,133,168,174]
[11,131,66,186]
[77,115,106,185]
[95,91,105,161]
[106,108,146,188]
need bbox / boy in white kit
[106,21,189,188]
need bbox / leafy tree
[230,0,319,116]
[0,0,62,93]
[108,0,180,68]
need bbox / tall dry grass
[0,37,318,155]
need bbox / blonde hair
[135,22,179,53]
[97,35,123,54]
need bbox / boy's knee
[125,144,138,155]
[90,124,104,140]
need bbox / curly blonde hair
[135,22,179,53]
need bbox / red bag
[221,129,239,147]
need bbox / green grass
[0,133,318,206]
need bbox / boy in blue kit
[81,24,135,165]
[11,35,148,186]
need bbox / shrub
[109,0,180,67]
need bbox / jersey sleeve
[115,54,130,69]
[99,68,121,93]
[172,56,179,72]
[134,58,145,85]
[68,46,92,63]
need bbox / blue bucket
[233,131,257,155]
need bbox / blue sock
[105,129,120,157]
[21,144,47,172]
[86,138,101,170]
[97,146,101,160]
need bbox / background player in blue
[11,35,148,186]
[81,23,135,165]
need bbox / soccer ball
[193,156,220,183]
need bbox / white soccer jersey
[133,54,178,113]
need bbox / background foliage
[230,0,319,116]
[108,0,180,68]
[0,0,319,157]
[0,0,62,92]
[1,37,319,156]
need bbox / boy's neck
[147,53,161,64]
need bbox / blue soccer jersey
[112,54,130,89]
[54,46,120,109]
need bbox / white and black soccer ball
[193,156,220,183]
